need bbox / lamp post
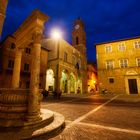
[51,29,62,92]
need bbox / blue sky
[2,0,140,61]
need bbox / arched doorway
[69,73,76,93]
[61,70,68,93]
[46,69,54,91]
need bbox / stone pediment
[126,70,138,75]
[13,10,49,47]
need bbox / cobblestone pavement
[40,93,140,140]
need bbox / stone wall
[98,67,140,94]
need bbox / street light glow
[51,28,62,39]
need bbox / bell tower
[72,17,86,55]
[72,18,87,93]
[0,0,8,39]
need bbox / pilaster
[11,48,22,88]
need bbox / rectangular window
[24,63,30,72]
[120,59,128,68]
[109,78,114,83]
[39,83,41,88]
[10,43,15,49]
[64,52,68,62]
[19,81,22,88]
[106,60,114,69]
[76,37,79,45]
[25,48,31,54]
[118,43,125,51]
[134,41,140,49]
[8,60,14,69]
[26,81,30,89]
[136,58,140,67]
[105,45,112,53]
[72,55,76,65]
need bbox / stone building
[42,18,87,94]
[96,37,140,95]
[0,12,88,94]
[0,0,8,38]
[87,62,98,93]
[0,10,49,89]
[0,8,65,132]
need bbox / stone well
[0,89,44,127]
[0,10,65,139]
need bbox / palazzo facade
[96,37,140,95]
[43,18,87,94]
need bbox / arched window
[76,37,79,45]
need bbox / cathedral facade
[0,10,88,94]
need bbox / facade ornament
[32,31,42,44]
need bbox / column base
[27,112,42,122]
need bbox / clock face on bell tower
[75,24,80,30]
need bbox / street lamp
[50,28,63,92]
[51,28,63,40]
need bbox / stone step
[0,109,65,140]
[0,109,54,128]
[22,110,65,139]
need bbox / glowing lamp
[51,28,62,40]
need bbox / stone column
[27,32,42,121]
[68,80,70,94]
[55,40,61,92]
[0,0,8,38]
[11,49,22,88]
[55,64,60,92]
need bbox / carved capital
[32,31,42,44]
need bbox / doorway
[128,79,138,94]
